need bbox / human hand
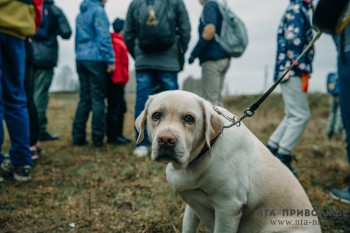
[107,64,115,73]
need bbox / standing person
[107,18,131,145]
[266,0,314,177]
[0,0,43,182]
[188,0,230,106]
[330,24,350,204]
[72,0,115,148]
[326,71,343,140]
[124,0,191,157]
[29,0,72,141]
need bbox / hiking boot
[133,146,148,158]
[330,186,350,204]
[266,144,278,155]
[13,165,31,182]
[275,153,299,177]
[39,132,59,141]
[0,158,14,182]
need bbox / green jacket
[0,0,39,39]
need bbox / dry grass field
[0,92,349,232]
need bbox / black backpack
[137,0,176,52]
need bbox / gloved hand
[301,73,310,93]
[188,56,195,64]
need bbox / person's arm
[176,0,191,53]
[52,6,72,40]
[124,1,137,58]
[189,1,218,62]
[94,8,115,70]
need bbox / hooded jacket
[274,0,314,81]
[29,0,72,68]
[124,0,191,72]
[75,0,114,65]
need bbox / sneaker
[13,165,31,182]
[133,146,149,158]
[275,153,299,177]
[266,144,278,155]
[330,186,350,204]
[0,158,14,182]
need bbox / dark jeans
[134,69,178,146]
[106,81,126,142]
[0,32,31,166]
[25,65,39,147]
[72,61,108,146]
[338,51,350,163]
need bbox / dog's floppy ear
[135,96,153,144]
[202,100,224,147]
[135,110,146,144]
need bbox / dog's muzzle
[154,132,180,164]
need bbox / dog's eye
[183,115,195,124]
[152,112,162,121]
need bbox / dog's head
[135,90,223,169]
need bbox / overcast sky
[55,0,337,94]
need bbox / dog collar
[193,128,223,162]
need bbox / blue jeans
[0,32,31,166]
[338,51,350,163]
[134,70,178,146]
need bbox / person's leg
[115,83,126,137]
[157,70,178,92]
[338,52,350,163]
[106,79,119,143]
[33,68,54,137]
[134,70,154,147]
[334,96,343,136]
[326,95,336,138]
[2,34,31,169]
[330,51,350,204]
[25,65,39,147]
[218,58,230,106]
[277,77,310,154]
[201,60,222,106]
[72,61,91,145]
[88,61,108,147]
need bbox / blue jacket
[274,0,314,81]
[190,0,228,64]
[75,0,114,65]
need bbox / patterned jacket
[274,0,314,81]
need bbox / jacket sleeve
[190,2,217,59]
[176,0,191,53]
[94,8,115,65]
[283,7,311,73]
[124,1,137,58]
[51,5,72,40]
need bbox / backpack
[327,72,339,95]
[206,0,248,57]
[137,0,176,52]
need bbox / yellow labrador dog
[135,90,321,233]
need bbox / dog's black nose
[158,133,176,148]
